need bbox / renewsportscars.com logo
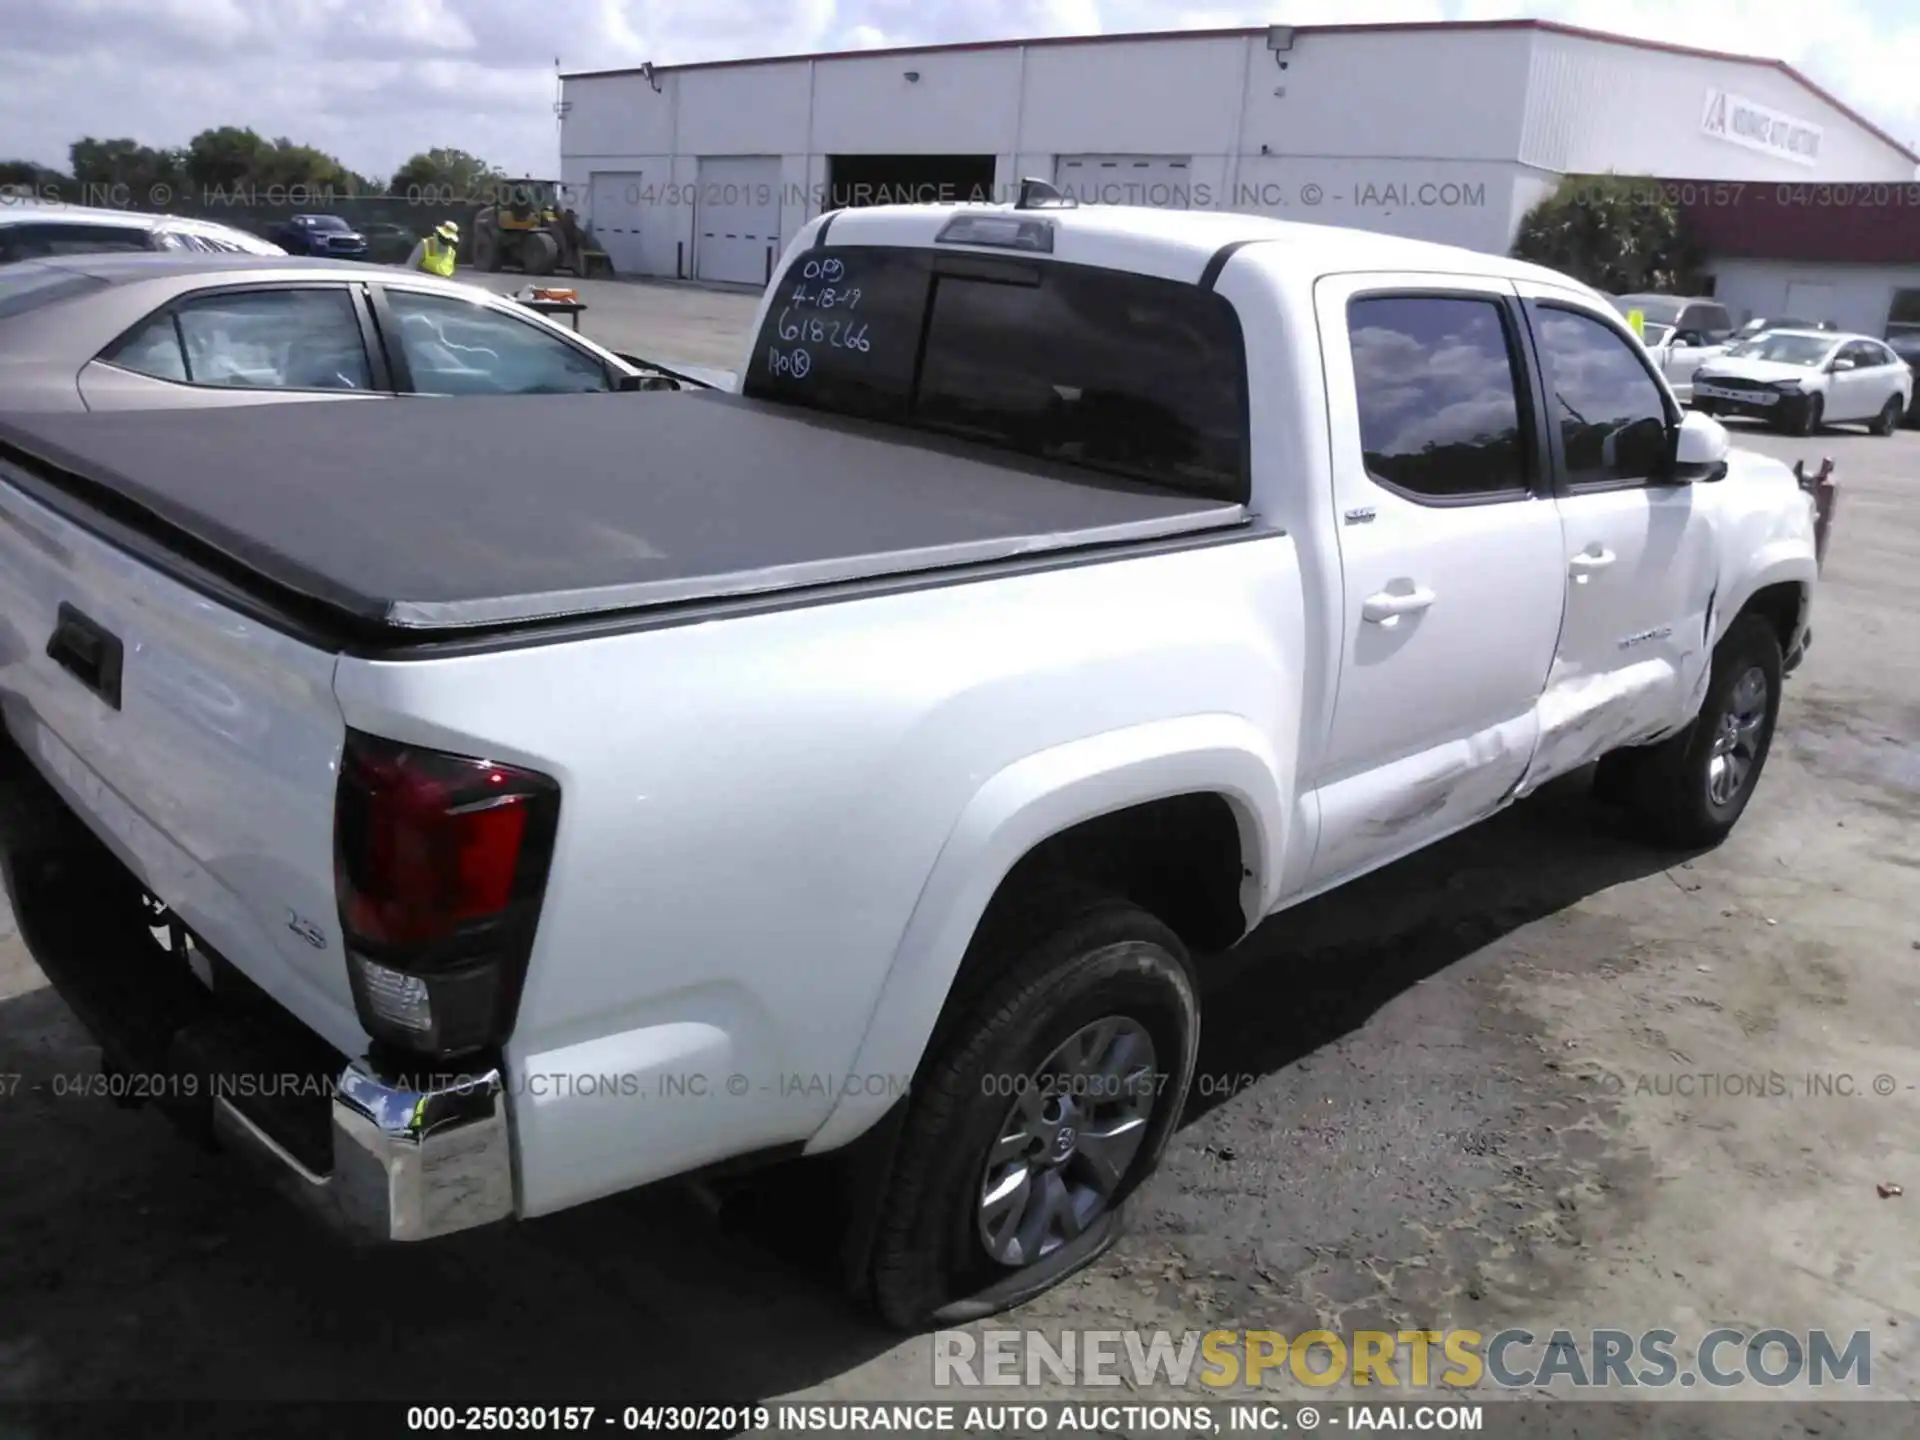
[934,1327,1875,1391]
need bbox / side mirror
[1669,409,1730,483]
[616,372,679,392]
[1829,357,1855,372]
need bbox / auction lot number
[407,1406,773,1432]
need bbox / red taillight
[335,731,560,1057]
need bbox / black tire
[1871,395,1903,436]
[1786,392,1823,436]
[1619,614,1784,849]
[522,231,560,277]
[1692,399,1718,417]
[863,890,1198,1330]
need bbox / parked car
[0,202,1822,1329]
[0,252,726,410]
[1883,328,1920,425]
[265,213,370,260]
[1611,293,1735,403]
[1692,329,1913,435]
[0,202,283,263]
[356,219,419,265]
[1630,322,1723,404]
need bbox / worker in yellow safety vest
[406,220,459,277]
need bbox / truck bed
[0,390,1247,638]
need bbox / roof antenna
[1015,176,1075,210]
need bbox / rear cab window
[740,245,1250,502]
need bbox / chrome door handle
[1361,586,1435,624]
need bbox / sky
[7,0,1919,183]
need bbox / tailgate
[0,463,359,1054]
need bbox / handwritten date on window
[788,284,862,310]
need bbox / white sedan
[1689,329,1914,436]
[1634,321,1727,403]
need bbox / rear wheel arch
[923,790,1255,1059]
[804,726,1285,1156]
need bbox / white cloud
[4,0,1915,184]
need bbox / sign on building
[1700,90,1822,166]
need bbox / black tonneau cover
[0,390,1246,635]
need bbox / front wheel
[1614,614,1784,849]
[863,892,1198,1329]
[1784,392,1823,436]
[1872,395,1904,436]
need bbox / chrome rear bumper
[0,727,515,1246]
[213,1058,516,1243]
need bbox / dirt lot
[1,281,1916,1428]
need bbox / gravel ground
[0,281,1915,1430]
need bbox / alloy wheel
[1706,665,1769,808]
[977,1016,1159,1267]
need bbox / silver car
[0,201,286,262]
[0,252,725,412]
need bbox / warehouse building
[559,18,1918,286]
[1676,185,1920,339]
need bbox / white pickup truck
[0,196,1825,1329]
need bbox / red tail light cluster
[334,730,560,1060]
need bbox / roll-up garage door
[589,171,647,275]
[695,156,783,286]
[1054,155,1195,208]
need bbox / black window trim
[1344,285,1551,509]
[367,281,619,396]
[1520,297,1681,498]
[96,279,392,396]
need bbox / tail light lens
[334,730,560,1061]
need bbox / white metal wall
[1707,258,1920,336]
[1520,29,1914,182]
[561,25,1918,280]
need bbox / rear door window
[1347,294,1532,502]
[104,287,374,391]
[742,246,1250,502]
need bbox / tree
[390,147,504,199]
[1510,173,1704,294]
[184,126,273,193]
[250,137,352,192]
[0,159,71,195]
[68,137,186,201]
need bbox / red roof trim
[1660,175,1920,265]
[561,18,1917,166]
